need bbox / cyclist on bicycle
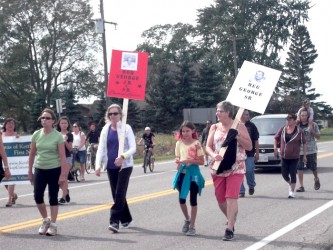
[86,121,100,153]
[137,127,155,167]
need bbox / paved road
[1,142,332,250]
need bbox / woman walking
[2,118,18,207]
[274,113,306,198]
[95,104,136,233]
[28,108,67,236]
[56,116,73,204]
[205,101,252,241]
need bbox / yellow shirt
[175,140,204,161]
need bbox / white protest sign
[1,135,32,185]
[226,60,282,114]
[212,61,281,171]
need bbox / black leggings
[34,167,61,206]
[178,173,199,206]
[281,158,299,184]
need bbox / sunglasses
[108,112,119,116]
[286,117,294,121]
[41,117,52,120]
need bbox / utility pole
[96,0,117,107]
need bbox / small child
[297,99,314,124]
[172,121,205,236]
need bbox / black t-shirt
[65,133,74,157]
[86,130,100,144]
[142,133,154,145]
[245,121,260,157]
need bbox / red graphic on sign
[107,50,148,100]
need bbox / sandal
[314,178,320,190]
[11,193,18,204]
[296,187,305,192]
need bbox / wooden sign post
[212,107,244,171]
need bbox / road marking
[0,180,213,233]
[317,152,333,159]
[245,200,333,250]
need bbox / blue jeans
[240,157,256,194]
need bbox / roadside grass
[134,133,176,165]
[318,127,333,142]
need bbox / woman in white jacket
[95,104,136,233]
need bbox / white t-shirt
[72,131,86,151]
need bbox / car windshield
[252,118,286,136]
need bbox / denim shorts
[66,156,73,165]
[75,150,87,163]
[297,153,317,171]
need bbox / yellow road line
[318,152,333,159]
[0,180,213,233]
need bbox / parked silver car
[251,114,287,168]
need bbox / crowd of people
[0,99,322,240]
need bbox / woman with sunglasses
[28,108,67,236]
[274,113,306,199]
[95,104,136,233]
[72,122,86,181]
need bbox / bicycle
[143,144,155,173]
[85,143,97,174]
[69,148,81,182]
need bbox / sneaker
[249,188,255,195]
[38,218,50,235]
[314,178,320,190]
[296,186,305,192]
[58,198,68,205]
[65,190,70,203]
[186,227,196,236]
[223,228,234,241]
[288,192,295,199]
[182,219,190,233]
[108,223,119,233]
[239,193,245,198]
[122,221,132,228]
[46,222,57,236]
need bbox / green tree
[196,0,311,87]
[279,25,318,100]
[0,0,103,126]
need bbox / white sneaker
[38,218,50,235]
[46,222,57,236]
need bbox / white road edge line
[245,200,333,250]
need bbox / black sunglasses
[108,112,119,116]
[286,117,294,121]
[41,117,52,120]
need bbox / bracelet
[4,166,9,169]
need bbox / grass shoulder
[134,133,176,164]
[318,127,333,142]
